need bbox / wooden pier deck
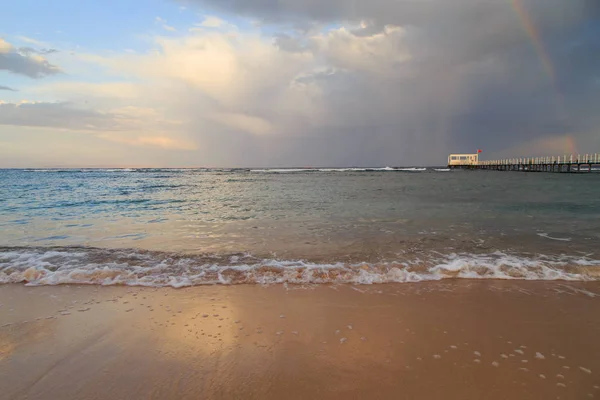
[449,153,600,172]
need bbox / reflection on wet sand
[1,281,600,399]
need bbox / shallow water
[1,168,599,286]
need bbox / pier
[448,153,600,172]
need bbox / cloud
[0,85,17,91]
[0,101,179,133]
[0,101,121,131]
[312,25,410,74]
[15,36,46,47]
[32,81,140,102]
[155,16,177,32]
[0,38,62,78]
[210,112,273,136]
[98,134,197,150]
[0,39,12,52]
[200,16,225,28]
[178,0,590,31]
[4,0,599,167]
[0,101,194,151]
[16,47,58,56]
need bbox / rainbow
[510,0,556,84]
[510,0,576,153]
[563,135,579,155]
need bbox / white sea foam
[434,168,451,172]
[26,169,72,173]
[249,167,425,173]
[250,169,311,173]
[1,248,599,288]
[317,168,368,172]
[537,233,572,242]
[397,167,427,172]
[102,168,136,172]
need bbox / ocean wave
[24,169,75,173]
[373,167,396,171]
[21,168,196,174]
[23,169,134,173]
[250,169,312,173]
[248,167,427,173]
[1,247,599,288]
[397,167,427,172]
[317,168,368,172]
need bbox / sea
[1,167,599,287]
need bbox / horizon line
[0,165,447,170]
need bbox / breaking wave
[249,167,431,173]
[1,247,599,288]
[397,167,427,172]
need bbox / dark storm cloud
[174,0,598,164]
[181,0,586,37]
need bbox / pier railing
[450,153,600,172]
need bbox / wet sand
[1,281,600,399]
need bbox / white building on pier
[448,153,479,166]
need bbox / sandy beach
[1,281,599,399]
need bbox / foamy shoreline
[1,247,600,287]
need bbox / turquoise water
[1,168,599,286]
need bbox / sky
[0,0,599,167]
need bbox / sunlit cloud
[200,16,225,28]
[0,38,61,78]
[98,134,197,150]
